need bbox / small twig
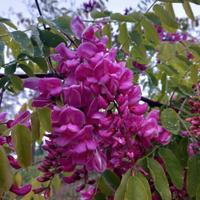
[178,98,188,115]
[169,91,175,106]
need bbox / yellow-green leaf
[98,170,120,196]
[37,107,52,132]
[91,11,111,19]
[161,108,180,134]
[164,3,176,19]
[12,124,32,168]
[124,174,151,200]
[183,0,195,21]
[13,172,22,187]
[187,155,200,198]
[159,148,184,189]
[136,173,152,200]
[196,184,200,200]
[31,111,41,141]
[118,23,130,53]
[141,17,160,45]
[0,146,13,192]
[147,158,171,200]
[153,4,179,32]
[115,169,131,200]
[9,75,23,92]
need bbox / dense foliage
[0,0,199,199]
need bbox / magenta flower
[7,155,21,169]
[71,16,85,39]
[7,111,30,128]
[10,184,32,196]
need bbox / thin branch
[0,73,57,79]
[35,0,47,30]
[141,96,191,115]
[60,30,78,48]
[35,0,56,74]
[141,96,164,107]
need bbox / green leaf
[136,173,152,200]
[103,24,111,48]
[0,23,20,57]
[31,111,41,141]
[110,13,136,22]
[183,0,195,21]
[164,3,176,19]
[196,185,200,200]
[157,42,176,62]
[161,108,180,134]
[30,57,48,72]
[91,11,111,19]
[153,4,179,32]
[39,30,65,47]
[0,17,17,29]
[94,193,106,200]
[115,169,131,200]
[168,57,188,75]
[5,63,16,75]
[158,0,200,4]
[141,17,160,45]
[191,65,198,84]
[9,75,23,92]
[37,107,52,132]
[158,64,178,75]
[129,30,142,46]
[98,170,120,196]
[19,64,34,77]
[118,23,130,53]
[31,26,44,57]
[147,158,171,200]
[11,31,34,57]
[146,69,158,86]
[124,174,152,200]
[172,138,188,167]
[0,124,7,135]
[0,146,13,193]
[131,44,148,63]
[158,72,167,101]
[159,148,183,189]
[189,44,200,58]
[187,155,200,198]
[190,0,200,4]
[0,76,9,88]
[51,175,61,191]
[12,124,32,168]
[53,15,72,34]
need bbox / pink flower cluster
[23,17,171,198]
[155,25,192,43]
